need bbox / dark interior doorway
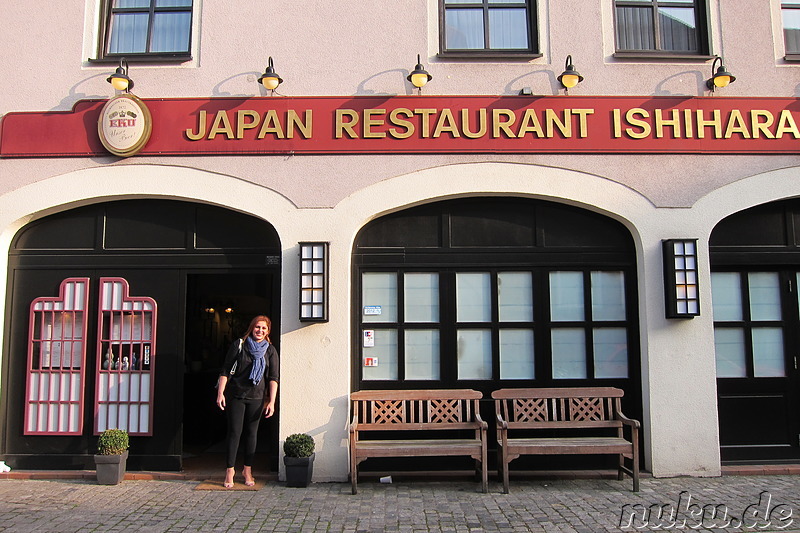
[182,272,279,473]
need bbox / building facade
[1,1,799,480]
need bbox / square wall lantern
[663,239,700,318]
[299,242,329,322]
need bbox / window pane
[711,272,743,321]
[457,273,491,322]
[551,328,586,379]
[616,6,654,50]
[498,272,532,322]
[748,272,781,321]
[151,12,191,53]
[362,273,397,322]
[658,7,697,52]
[405,330,440,380]
[593,328,628,378]
[488,8,529,49]
[784,8,800,53]
[363,329,398,380]
[549,271,584,321]
[457,329,492,379]
[108,13,149,54]
[714,328,746,378]
[446,8,484,49]
[445,0,482,3]
[500,329,534,379]
[114,0,150,7]
[404,273,439,323]
[156,0,192,6]
[752,328,785,377]
[591,271,626,321]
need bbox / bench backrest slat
[493,387,625,430]
[351,389,482,431]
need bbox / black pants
[225,397,262,468]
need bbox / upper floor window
[100,0,193,60]
[439,0,539,56]
[614,0,709,56]
[783,2,800,57]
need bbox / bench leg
[498,447,510,494]
[632,456,640,492]
[480,442,488,493]
[350,455,358,495]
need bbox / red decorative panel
[94,278,157,436]
[4,96,800,157]
[24,278,90,435]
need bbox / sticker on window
[363,330,375,347]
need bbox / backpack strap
[229,338,243,376]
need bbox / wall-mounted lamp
[557,55,583,93]
[706,56,735,92]
[258,57,283,94]
[663,239,700,318]
[106,58,134,92]
[407,54,432,94]
[300,242,329,322]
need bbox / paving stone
[0,476,799,532]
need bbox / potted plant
[283,433,315,487]
[94,428,129,485]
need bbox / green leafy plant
[97,428,129,455]
[283,433,315,458]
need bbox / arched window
[353,198,639,400]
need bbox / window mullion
[583,271,595,379]
[651,0,662,51]
[741,273,756,378]
[145,0,157,54]
[483,1,491,50]
[491,271,500,381]
[398,272,406,381]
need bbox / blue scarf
[245,336,269,385]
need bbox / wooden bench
[349,389,488,494]
[493,387,640,493]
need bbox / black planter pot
[284,453,315,487]
[94,450,129,485]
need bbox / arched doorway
[710,199,800,463]
[1,199,281,471]
[352,197,641,471]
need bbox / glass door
[712,270,800,462]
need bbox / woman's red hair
[242,315,272,343]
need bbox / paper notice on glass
[363,330,375,347]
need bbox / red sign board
[2,95,800,157]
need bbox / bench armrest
[495,413,509,444]
[474,412,488,429]
[617,413,641,429]
[495,413,508,429]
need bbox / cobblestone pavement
[0,475,798,532]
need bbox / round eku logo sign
[98,93,152,157]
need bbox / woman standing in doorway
[216,315,279,488]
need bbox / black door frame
[1,199,282,471]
